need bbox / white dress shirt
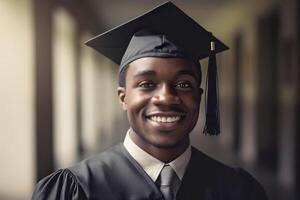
[123,129,191,182]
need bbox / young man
[32,2,267,200]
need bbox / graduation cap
[85,1,229,135]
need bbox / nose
[152,84,180,105]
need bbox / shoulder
[32,144,125,200]
[68,144,126,179]
[32,168,87,200]
[189,146,239,179]
[232,168,268,199]
[188,147,268,199]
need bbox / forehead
[126,57,199,79]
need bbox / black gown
[32,144,267,200]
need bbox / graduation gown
[32,144,267,200]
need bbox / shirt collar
[123,129,191,182]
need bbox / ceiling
[87,0,235,30]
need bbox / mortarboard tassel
[203,40,220,135]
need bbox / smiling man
[32,2,267,200]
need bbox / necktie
[158,165,181,200]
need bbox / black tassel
[203,41,220,135]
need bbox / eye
[138,81,155,89]
[175,81,192,89]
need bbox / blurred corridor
[0,0,299,199]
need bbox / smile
[149,116,181,123]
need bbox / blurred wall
[52,7,79,168]
[80,33,127,156]
[0,0,126,198]
[0,0,35,199]
[51,2,127,169]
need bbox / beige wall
[81,33,126,154]
[81,33,100,154]
[0,0,35,198]
[53,7,78,168]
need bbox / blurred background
[0,0,299,199]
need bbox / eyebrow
[132,68,199,80]
[176,69,198,80]
[133,70,156,78]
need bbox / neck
[129,129,190,163]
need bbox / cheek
[182,93,201,109]
[126,92,152,131]
[182,96,201,122]
[126,91,152,115]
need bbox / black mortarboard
[85,1,229,135]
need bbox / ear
[199,88,204,96]
[198,87,204,101]
[117,87,127,111]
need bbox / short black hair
[118,65,128,87]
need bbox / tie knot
[160,165,177,186]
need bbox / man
[32,2,267,200]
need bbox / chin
[147,133,190,149]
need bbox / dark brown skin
[118,57,203,163]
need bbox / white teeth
[149,116,181,123]
[157,116,161,122]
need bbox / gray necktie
[158,165,181,200]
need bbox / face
[118,57,202,151]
